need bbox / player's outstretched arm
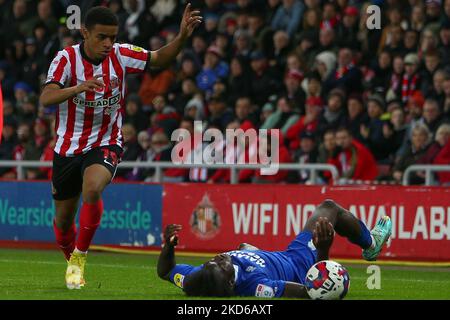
[282,282,310,299]
[39,75,105,106]
[149,3,202,69]
[157,224,182,280]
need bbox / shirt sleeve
[169,264,203,289]
[237,274,286,298]
[117,43,149,74]
[45,50,71,88]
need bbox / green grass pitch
[0,248,449,300]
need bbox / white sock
[74,248,87,255]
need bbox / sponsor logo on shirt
[72,93,121,108]
[99,75,121,94]
[255,284,275,298]
[109,77,120,90]
[174,273,185,288]
[131,45,144,52]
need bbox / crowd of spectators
[1,0,450,185]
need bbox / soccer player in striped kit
[39,4,202,289]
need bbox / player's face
[203,254,235,285]
[83,24,119,60]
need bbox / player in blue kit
[157,200,392,298]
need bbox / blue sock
[349,220,373,249]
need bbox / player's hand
[163,224,182,247]
[75,74,104,94]
[313,217,334,252]
[179,3,202,40]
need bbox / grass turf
[0,248,449,300]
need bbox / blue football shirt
[169,232,317,297]
[169,250,314,297]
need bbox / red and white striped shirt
[45,42,149,157]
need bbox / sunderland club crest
[190,194,221,239]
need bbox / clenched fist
[163,224,182,247]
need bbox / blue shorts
[282,231,318,284]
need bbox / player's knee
[82,183,102,203]
[55,216,73,232]
[316,199,341,220]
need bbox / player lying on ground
[157,200,392,298]
[39,4,202,289]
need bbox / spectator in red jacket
[418,123,450,165]
[234,96,256,129]
[329,127,378,182]
[163,117,194,182]
[434,139,450,185]
[152,95,182,137]
[432,124,450,184]
[285,96,322,150]
[401,53,421,105]
[207,120,257,183]
[240,130,292,184]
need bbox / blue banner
[0,182,163,247]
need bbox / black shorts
[51,145,122,201]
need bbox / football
[305,260,350,300]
